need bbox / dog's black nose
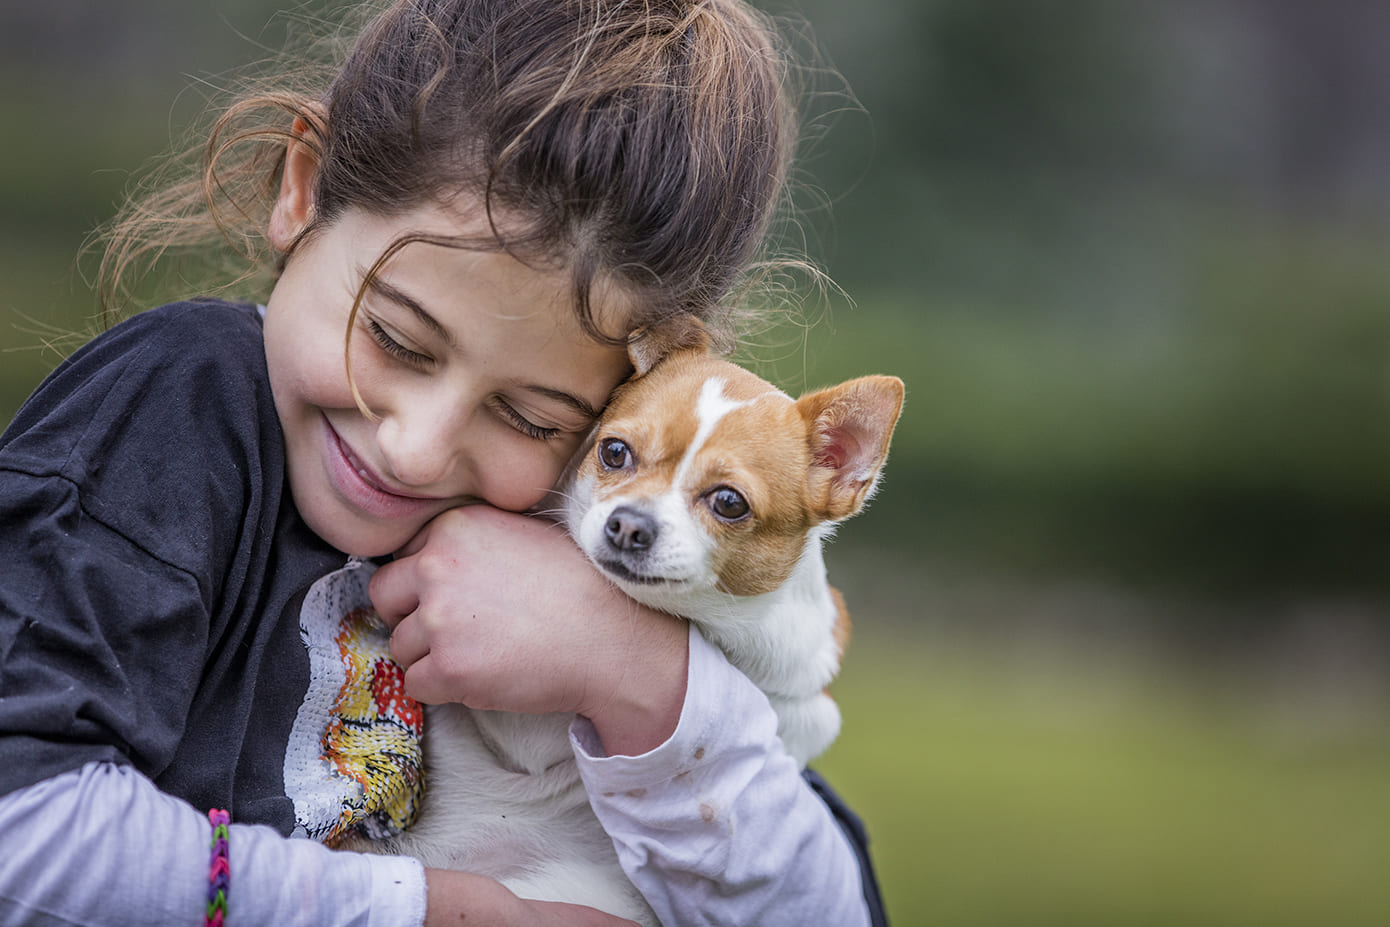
[605,507,657,552]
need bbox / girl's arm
[0,762,634,927]
[0,762,421,927]
[373,505,878,926]
[572,626,873,927]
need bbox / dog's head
[565,317,904,614]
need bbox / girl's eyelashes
[491,398,564,441]
[365,316,433,367]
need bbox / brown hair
[97,0,814,347]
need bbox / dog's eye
[598,438,632,470]
[709,487,750,521]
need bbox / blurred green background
[3,1,1389,924]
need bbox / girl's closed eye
[491,397,564,441]
[365,315,433,367]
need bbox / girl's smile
[320,415,450,521]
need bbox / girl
[0,1,885,925]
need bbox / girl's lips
[322,418,445,521]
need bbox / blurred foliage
[752,0,1390,603]
[746,214,1390,601]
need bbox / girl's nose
[375,396,472,490]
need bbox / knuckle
[415,545,459,583]
[366,565,389,603]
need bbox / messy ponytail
[97,0,816,345]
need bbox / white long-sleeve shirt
[0,629,870,927]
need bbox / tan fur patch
[829,586,851,657]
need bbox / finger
[369,557,420,630]
[388,613,430,668]
[400,654,452,706]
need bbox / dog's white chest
[348,704,657,924]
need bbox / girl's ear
[268,110,325,252]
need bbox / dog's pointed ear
[628,314,711,376]
[797,375,905,523]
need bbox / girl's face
[263,202,633,557]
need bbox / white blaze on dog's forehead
[674,378,745,486]
[672,377,781,487]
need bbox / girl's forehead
[361,201,635,340]
[335,209,630,407]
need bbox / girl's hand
[424,869,640,927]
[371,505,688,756]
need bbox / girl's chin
[303,503,425,559]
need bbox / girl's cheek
[481,449,568,512]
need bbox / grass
[815,583,1390,927]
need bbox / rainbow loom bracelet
[206,809,230,927]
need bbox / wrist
[583,615,689,757]
[422,869,510,927]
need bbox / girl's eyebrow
[364,275,453,344]
[525,385,601,423]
